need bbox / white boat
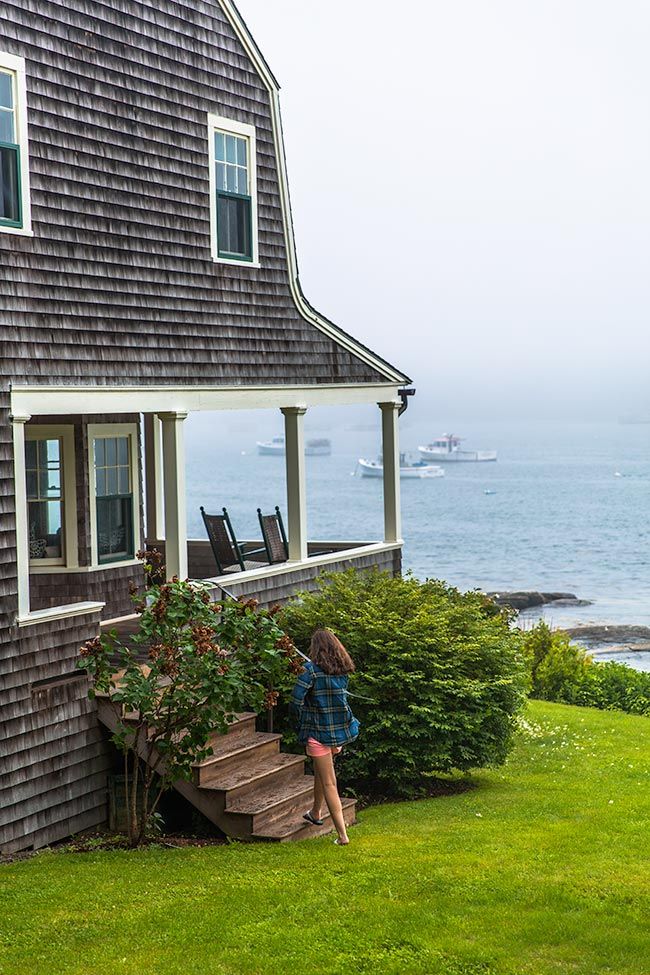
[257,437,332,457]
[305,438,332,457]
[418,434,497,463]
[358,453,445,480]
[257,436,285,456]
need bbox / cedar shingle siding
[0,0,391,387]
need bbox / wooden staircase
[96,700,356,842]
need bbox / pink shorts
[306,737,343,758]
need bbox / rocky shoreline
[486,590,650,655]
[562,625,650,654]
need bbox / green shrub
[278,569,528,799]
[523,622,650,716]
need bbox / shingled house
[0,0,411,854]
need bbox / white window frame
[207,114,259,267]
[0,52,32,236]
[25,425,79,571]
[88,423,141,568]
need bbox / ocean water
[185,415,650,662]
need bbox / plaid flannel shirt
[290,659,360,746]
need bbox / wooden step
[225,777,316,834]
[252,797,357,843]
[192,732,281,786]
[209,712,257,744]
[206,751,306,801]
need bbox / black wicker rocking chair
[257,506,290,565]
[200,506,268,574]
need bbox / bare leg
[311,761,325,821]
[312,752,349,844]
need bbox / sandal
[303,811,324,826]
[334,838,350,845]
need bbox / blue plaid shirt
[290,659,360,746]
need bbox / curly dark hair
[309,628,355,675]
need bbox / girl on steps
[290,628,359,846]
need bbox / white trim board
[216,0,409,387]
[11,382,402,417]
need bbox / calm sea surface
[185,416,650,668]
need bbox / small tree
[79,553,301,846]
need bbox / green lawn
[1,700,648,975]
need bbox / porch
[11,383,407,629]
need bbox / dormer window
[208,115,259,266]
[0,53,31,235]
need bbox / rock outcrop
[486,591,592,611]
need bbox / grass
[1,700,648,975]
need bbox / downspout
[398,387,416,416]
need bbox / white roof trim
[218,0,410,387]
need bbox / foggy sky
[237,1,650,420]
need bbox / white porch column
[379,400,402,544]
[143,413,165,542]
[159,411,188,580]
[12,413,31,620]
[281,406,308,561]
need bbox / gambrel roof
[0,0,410,389]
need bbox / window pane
[215,131,225,162]
[0,145,19,222]
[216,162,227,192]
[236,167,248,196]
[117,437,128,465]
[46,440,60,463]
[118,466,130,494]
[94,438,105,467]
[29,500,63,559]
[26,471,37,499]
[226,166,237,193]
[39,467,60,497]
[226,134,237,164]
[0,109,14,144]
[107,467,118,496]
[97,497,133,561]
[25,441,36,468]
[236,137,247,167]
[95,467,106,497]
[217,195,251,258]
[46,499,62,535]
[106,438,117,467]
[0,73,12,110]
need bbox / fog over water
[237,0,650,420]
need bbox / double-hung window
[89,425,140,566]
[0,53,31,234]
[208,115,258,265]
[25,426,78,569]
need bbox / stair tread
[193,731,281,768]
[226,776,314,815]
[253,797,356,840]
[198,751,305,792]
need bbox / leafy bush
[79,554,300,845]
[524,622,650,715]
[277,569,528,799]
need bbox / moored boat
[257,436,285,456]
[418,434,497,463]
[257,437,332,456]
[358,453,445,479]
[305,438,332,456]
